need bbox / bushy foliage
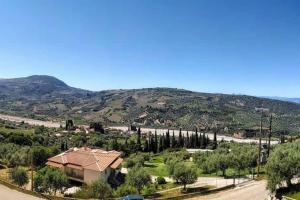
[266,142,300,192]
[10,167,29,187]
[124,153,149,168]
[90,179,112,199]
[173,163,197,190]
[126,166,151,193]
[113,184,138,198]
[0,143,30,167]
[156,176,166,185]
[143,184,156,195]
[34,167,69,195]
[193,143,258,177]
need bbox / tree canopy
[266,142,300,192]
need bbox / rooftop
[46,147,123,172]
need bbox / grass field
[144,155,169,177]
[286,185,300,200]
[288,192,300,200]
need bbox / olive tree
[126,166,151,194]
[173,163,198,190]
[266,142,300,192]
[34,167,69,195]
[91,179,112,200]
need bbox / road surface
[187,180,269,200]
[0,114,61,128]
[0,184,43,200]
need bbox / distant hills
[263,96,300,104]
[0,75,300,134]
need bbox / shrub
[10,167,28,187]
[126,166,151,194]
[156,176,166,185]
[113,184,138,198]
[91,179,112,199]
[34,167,69,195]
[143,184,156,195]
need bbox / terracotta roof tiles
[47,147,122,172]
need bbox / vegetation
[90,179,112,200]
[156,176,166,185]
[0,111,299,199]
[266,141,300,192]
[1,76,300,133]
[34,167,69,195]
[9,167,29,187]
[173,163,197,190]
[113,184,138,198]
[126,166,151,194]
[193,142,258,178]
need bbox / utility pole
[31,150,34,191]
[257,109,263,178]
[267,114,272,158]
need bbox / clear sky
[0,0,299,97]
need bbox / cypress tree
[154,130,158,153]
[143,137,149,152]
[66,119,74,131]
[199,133,202,148]
[137,127,142,150]
[165,129,170,149]
[171,130,176,148]
[206,135,210,147]
[149,134,154,152]
[202,132,206,148]
[162,133,165,150]
[179,128,184,147]
[195,128,199,147]
[185,131,189,148]
[60,140,65,151]
[213,129,217,149]
[190,134,194,148]
[158,135,164,152]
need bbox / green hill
[0,75,299,134]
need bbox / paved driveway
[187,180,269,200]
[0,184,43,200]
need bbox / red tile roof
[111,158,123,169]
[47,147,122,172]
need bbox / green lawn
[144,160,169,177]
[285,185,300,200]
[288,192,300,200]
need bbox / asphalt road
[187,180,269,200]
[0,184,43,200]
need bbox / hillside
[264,96,300,104]
[0,75,300,133]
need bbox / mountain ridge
[0,75,299,133]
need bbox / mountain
[263,96,300,104]
[0,75,85,96]
[0,75,300,133]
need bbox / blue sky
[0,0,299,97]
